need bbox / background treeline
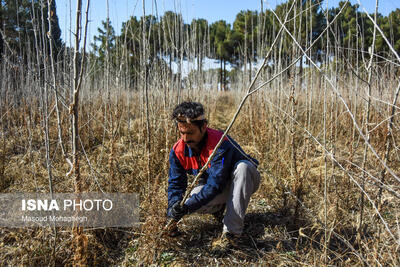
[90,0,400,90]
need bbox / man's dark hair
[172,101,207,129]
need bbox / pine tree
[0,0,62,59]
[210,20,233,90]
[48,0,62,57]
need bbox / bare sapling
[359,0,379,238]
[142,0,152,198]
[47,0,71,174]
[70,0,90,265]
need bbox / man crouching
[167,101,261,251]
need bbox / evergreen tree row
[91,1,400,87]
[1,0,399,89]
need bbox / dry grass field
[1,1,400,265]
[1,73,399,265]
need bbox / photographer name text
[21,215,88,223]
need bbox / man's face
[177,122,207,150]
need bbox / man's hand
[165,219,181,237]
[169,202,189,222]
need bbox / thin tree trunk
[359,0,378,235]
[46,0,64,262]
[142,0,151,196]
[47,0,70,170]
[71,0,90,265]
[219,58,222,90]
[223,59,226,90]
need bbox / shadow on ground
[165,210,308,264]
[160,209,370,265]
[88,209,369,265]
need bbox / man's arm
[167,149,188,215]
[184,142,234,212]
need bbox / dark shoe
[211,204,225,223]
[211,231,240,253]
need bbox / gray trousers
[187,160,261,235]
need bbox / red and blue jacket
[167,127,258,214]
